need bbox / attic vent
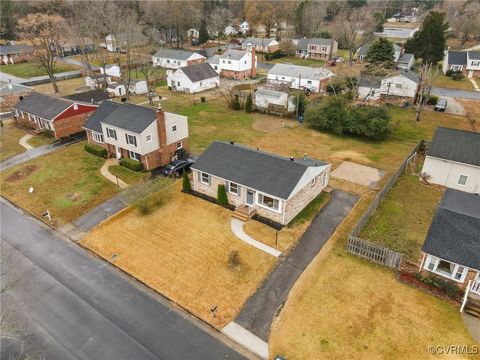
[73,103,78,110]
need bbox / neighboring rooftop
[0,44,33,55]
[446,50,480,65]
[208,55,220,65]
[13,92,73,120]
[63,89,110,104]
[268,63,334,80]
[84,101,119,133]
[397,52,414,64]
[255,88,287,98]
[295,38,333,51]
[427,127,480,167]
[395,68,419,82]
[242,37,277,46]
[152,48,200,60]
[191,141,328,200]
[0,81,32,96]
[219,49,248,60]
[179,63,218,82]
[422,189,480,271]
[357,43,402,57]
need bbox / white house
[239,21,249,34]
[105,32,147,52]
[151,48,206,69]
[442,50,480,78]
[224,25,238,36]
[217,48,257,80]
[167,63,219,93]
[85,74,112,89]
[187,28,199,39]
[106,82,126,97]
[241,37,279,53]
[255,88,295,113]
[208,55,221,73]
[100,64,122,78]
[357,69,419,100]
[128,79,148,95]
[421,127,480,194]
[267,63,334,93]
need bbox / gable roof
[191,141,328,200]
[243,37,276,46]
[268,63,334,80]
[152,48,201,61]
[357,43,402,57]
[13,92,73,120]
[63,89,110,104]
[447,51,468,65]
[219,49,248,61]
[397,52,414,64]
[0,44,33,55]
[422,189,480,270]
[468,51,480,60]
[427,127,480,167]
[100,103,156,134]
[208,55,220,65]
[296,38,332,51]
[178,63,218,82]
[395,68,419,82]
[0,82,32,96]
[84,101,119,133]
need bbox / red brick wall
[53,113,89,138]
[186,58,206,65]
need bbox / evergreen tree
[232,94,241,110]
[364,38,395,75]
[217,184,228,205]
[405,11,449,64]
[182,172,191,192]
[373,12,384,33]
[245,93,253,113]
[199,20,209,44]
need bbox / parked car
[435,98,448,112]
[328,59,336,66]
[162,159,195,176]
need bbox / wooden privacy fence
[347,235,403,269]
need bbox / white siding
[164,112,188,145]
[266,73,321,93]
[167,69,219,93]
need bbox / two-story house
[167,63,219,93]
[152,48,206,69]
[241,37,279,53]
[293,38,338,60]
[13,92,98,139]
[216,48,257,80]
[420,127,479,194]
[84,102,188,170]
[442,50,480,78]
[267,63,334,93]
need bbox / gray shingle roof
[256,88,286,99]
[427,127,480,167]
[357,43,401,57]
[467,51,480,60]
[208,55,220,65]
[397,68,419,82]
[101,103,156,134]
[63,89,110,104]
[358,76,382,88]
[0,44,33,55]
[191,141,328,199]
[242,37,276,46]
[0,82,32,96]
[84,101,119,133]
[220,49,248,60]
[268,63,334,80]
[296,38,332,51]
[397,52,414,64]
[447,51,467,65]
[152,48,199,61]
[13,92,72,120]
[179,63,218,82]
[422,189,480,270]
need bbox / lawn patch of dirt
[5,164,38,182]
[253,117,299,133]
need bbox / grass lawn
[80,182,276,328]
[460,99,480,131]
[108,165,150,185]
[0,122,27,161]
[265,55,326,67]
[0,142,118,226]
[32,77,88,97]
[360,172,444,260]
[26,133,55,148]
[432,74,474,91]
[1,61,79,78]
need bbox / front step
[232,211,250,222]
[464,298,480,318]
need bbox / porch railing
[470,279,480,295]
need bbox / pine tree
[405,11,449,64]
[217,184,228,205]
[245,93,253,113]
[199,20,209,45]
[364,38,395,76]
[232,94,241,110]
[182,172,191,192]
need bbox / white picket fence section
[347,235,403,269]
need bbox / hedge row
[120,157,144,171]
[85,143,107,158]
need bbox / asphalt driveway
[431,86,480,100]
[234,190,359,341]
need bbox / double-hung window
[458,174,468,186]
[128,150,141,161]
[229,182,239,195]
[200,172,210,185]
[93,132,104,143]
[106,128,117,140]
[172,125,177,132]
[125,133,137,147]
[257,193,280,212]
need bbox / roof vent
[19,95,24,101]
[290,156,294,161]
[303,153,307,160]
[230,141,234,145]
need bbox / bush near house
[426,94,439,105]
[120,157,144,171]
[451,72,464,81]
[245,93,253,113]
[217,184,228,205]
[264,50,287,61]
[85,143,107,158]
[182,172,191,192]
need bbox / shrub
[245,93,253,113]
[326,81,345,95]
[120,157,144,171]
[85,143,107,158]
[182,172,191,192]
[217,184,228,205]
[451,72,464,81]
[200,96,206,103]
[426,94,438,105]
[135,192,164,215]
[228,250,241,270]
[445,69,454,76]
[232,94,241,110]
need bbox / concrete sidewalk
[100,158,128,189]
[232,190,359,343]
[18,134,34,150]
[0,143,64,171]
[231,218,281,257]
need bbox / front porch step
[464,298,480,318]
[232,211,250,222]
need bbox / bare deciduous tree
[415,63,439,122]
[208,7,231,42]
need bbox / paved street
[0,199,248,360]
[234,190,359,341]
[431,86,480,100]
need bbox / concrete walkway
[18,134,34,150]
[222,322,268,359]
[231,218,281,257]
[462,313,480,342]
[100,158,128,189]
[468,78,479,92]
[232,190,359,346]
[0,143,64,171]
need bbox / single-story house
[167,63,219,93]
[85,74,112,89]
[84,102,189,170]
[0,81,33,109]
[255,88,295,114]
[152,48,206,69]
[128,79,148,95]
[357,69,419,100]
[421,127,479,194]
[442,50,480,78]
[13,92,97,139]
[0,44,33,65]
[396,52,415,70]
[63,89,110,105]
[419,188,479,293]
[224,25,238,36]
[241,37,279,53]
[191,141,331,225]
[106,82,126,97]
[187,28,199,39]
[267,63,335,93]
[100,64,122,78]
[293,38,338,60]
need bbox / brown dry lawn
[0,121,27,161]
[460,99,480,131]
[80,183,276,328]
[269,178,477,359]
[32,77,87,97]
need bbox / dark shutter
[133,136,137,147]
[125,133,128,143]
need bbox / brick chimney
[250,47,256,78]
[156,106,167,152]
